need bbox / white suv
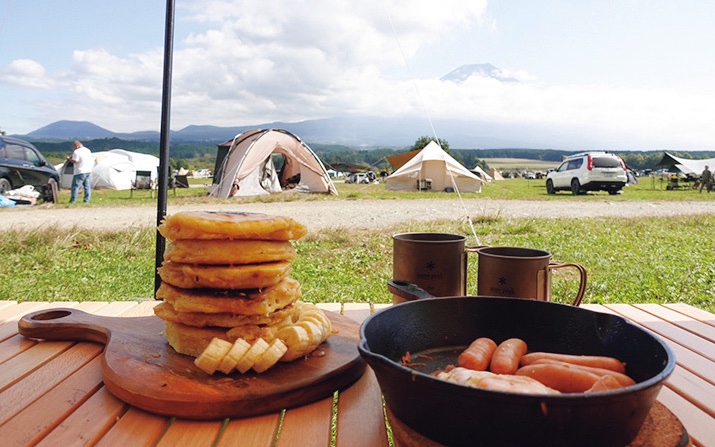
[546,152,627,195]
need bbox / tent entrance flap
[209,128,337,198]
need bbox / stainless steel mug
[476,246,587,306]
[392,233,467,302]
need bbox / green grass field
[2,178,713,312]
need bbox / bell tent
[385,141,485,192]
[55,149,160,190]
[471,165,493,183]
[208,129,337,198]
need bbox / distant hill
[15,116,561,150]
[27,121,117,140]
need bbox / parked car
[0,136,59,200]
[344,172,370,184]
[546,152,627,195]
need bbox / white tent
[55,149,160,190]
[208,128,337,198]
[489,168,504,180]
[471,165,493,183]
[385,142,485,192]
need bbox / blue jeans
[70,173,92,203]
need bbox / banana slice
[218,338,252,374]
[194,337,233,374]
[276,325,310,362]
[253,339,288,373]
[236,338,269,374]
[296,320,323,346]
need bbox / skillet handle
[388,279,435,303]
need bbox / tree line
[31,137,715,174]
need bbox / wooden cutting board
[18,307,366,420]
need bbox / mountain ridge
[11,64,569,149]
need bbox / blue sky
[1,0,713,150]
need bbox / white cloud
[0,59,55,89]
[1,0,713,150]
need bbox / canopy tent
[471,165,493,183]
[385,141,485,192]
[658,152,715,175]
[55,149,160,190]
[208,128,337,198]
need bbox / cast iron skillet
[358,280,676,447]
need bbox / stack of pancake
[154,211,331,373]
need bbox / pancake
[156,278,301,315]
[158,211,307,241]
[154,301,296,328]
[164,320,287,357]
[163,239,297,265]
[164,321,229,357]
[157,260,292,290]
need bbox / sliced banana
[217,338,252,374]
[194,337,233,374]
[276,325,311,362]
[253,339,288,373]
[236,337,269,374]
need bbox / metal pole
[154,0,175,297]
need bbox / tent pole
[154,0,175,298]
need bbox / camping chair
[130,170,156,198]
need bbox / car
[546,152,627,195]
[344,172,370,184]
[0,136,59,200]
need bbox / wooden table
[1,300,713,447]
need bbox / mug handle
[547,263,587,306]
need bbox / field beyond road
[2,179,714,313]
[1,198,714,232]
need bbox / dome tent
[208,129,337,197]
[385,141,485,192]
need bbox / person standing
[66,140,94,203]
[700,165,712,193]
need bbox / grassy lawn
[2,177,713,313]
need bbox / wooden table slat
[656,386,715,446]
[93,407,169,447]
[0,333,37,365]
[336,368,389,447]
[155,419,225,447]
[664,303,715,328]
[342,303,372,325]
[665,365,715,418]
[0,343,102,425]
[34,387,128,447]
[0,356,104,447]
[276,396,333,447]
[604,304,715,362]
[634,303,715,344]
[0,301,77,324]
[217,413,281,447]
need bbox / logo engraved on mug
[426,261,436,270]
[490,286,515,296]
[416,273,444,280]
[498,276,507,285]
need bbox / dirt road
[1,198,712,232]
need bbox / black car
[0,136,59,201]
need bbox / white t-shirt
[71,146,94,174]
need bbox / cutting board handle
[18,308,121,345]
